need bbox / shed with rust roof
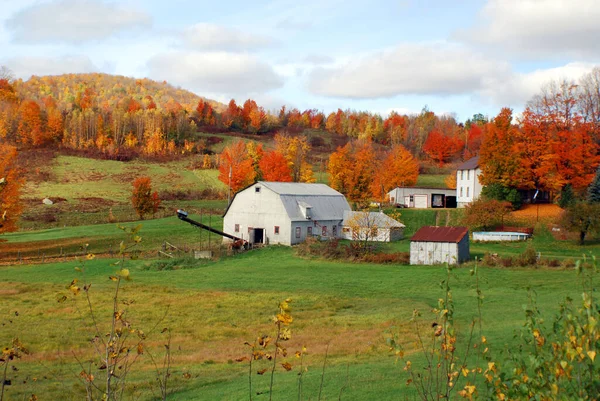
[410,226,469,265]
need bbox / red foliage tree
[423,130,463,166]
[259,150,292,182]
[218,140,256,194]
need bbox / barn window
[295,227,301,238]
[332,225,337,236]
[255,187,261,193]
[274,226,280,234]
[307,227,312,236]
[234,224,240,232]
[322,226,328,236]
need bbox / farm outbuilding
[410,226,469,265]
[387,187,456,209]
[222,181,351,246]
[341,211,405,242]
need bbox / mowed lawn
[0,244,589,400]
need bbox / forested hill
[13,73,224,113]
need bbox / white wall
[341,226,404,242]
[456,167,482,207]
[223,184,293,245]
[410,241,459,265]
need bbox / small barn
[387,187,456,209]
[410,226,469,265]
[223,181,351,246]
[341,211,405,242]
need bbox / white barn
[341,211,405,242]
[223,181,351,246]
[410,226,470,265]
[456,156,482,208]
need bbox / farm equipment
[176,209,248,250]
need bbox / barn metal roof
[456,156,480,170]
[410,226,469,243]
[260,181,344,196]
[342,211,405,228]
[223,181,351,221]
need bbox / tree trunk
[579,230,586,245]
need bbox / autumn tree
[259,150,292,182]
[0,144,23,233]
[479,108,521,188]
[423,130,463,166]
[462,198,512,231]
[274,133,314,182]
[328,141,378,203]
[445,173,457,190]
[131,176,159,220]
[370,144,419,203]
[559,203,600,245]
[218,140,256,194]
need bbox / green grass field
[0,243,590,400]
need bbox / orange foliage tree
[218,140,256,194]
[131,176,160,220]
[274,134,315,182]
[17,100,47,146]
[370,144,419,202]
[259,150,292,182]
[423,130,463,166]
[0,143,23,233]
[327,141,377,202]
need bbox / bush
[516,243,538,267]
[362,252,410,264]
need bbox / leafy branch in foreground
[388,263,489,400]
[62,224,166,401]
[487,255,599,400]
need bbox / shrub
[517,243,538,267]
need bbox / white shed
[223,181,351,246]
[410,226,469,265]
[341,211,405,242]
[387,187,456,208]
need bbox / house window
[409,195,414,202]
[322,226,328,236]
[460,170,464,180]
[307,227,312,236]
[460,187,463,197]
[255,187,261,193]
[274,226,280,235]
[234,224,240,233]
[466,187,470,197]
[295,227,301,238]
[332,225,337,237]
[342,227,350,233]
[467,170,470,180]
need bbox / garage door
[414,194,428,208]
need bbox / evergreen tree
[588,167,600,204]
[558,184,576,208]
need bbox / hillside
[13,72,225,112]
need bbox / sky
[1,0,599,122]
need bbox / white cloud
[306,42,510,98]
[303,54,334,65]
[147,51,284,95]
[6,0,152,43]
[3,55,99,78]
[456,0,600,59]
[478,62,597,107]
[182,23,274,52]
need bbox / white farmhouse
[223,181,351,246]
[341,211,405,242]
[456,156,482,207]
[410,226,470,265]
